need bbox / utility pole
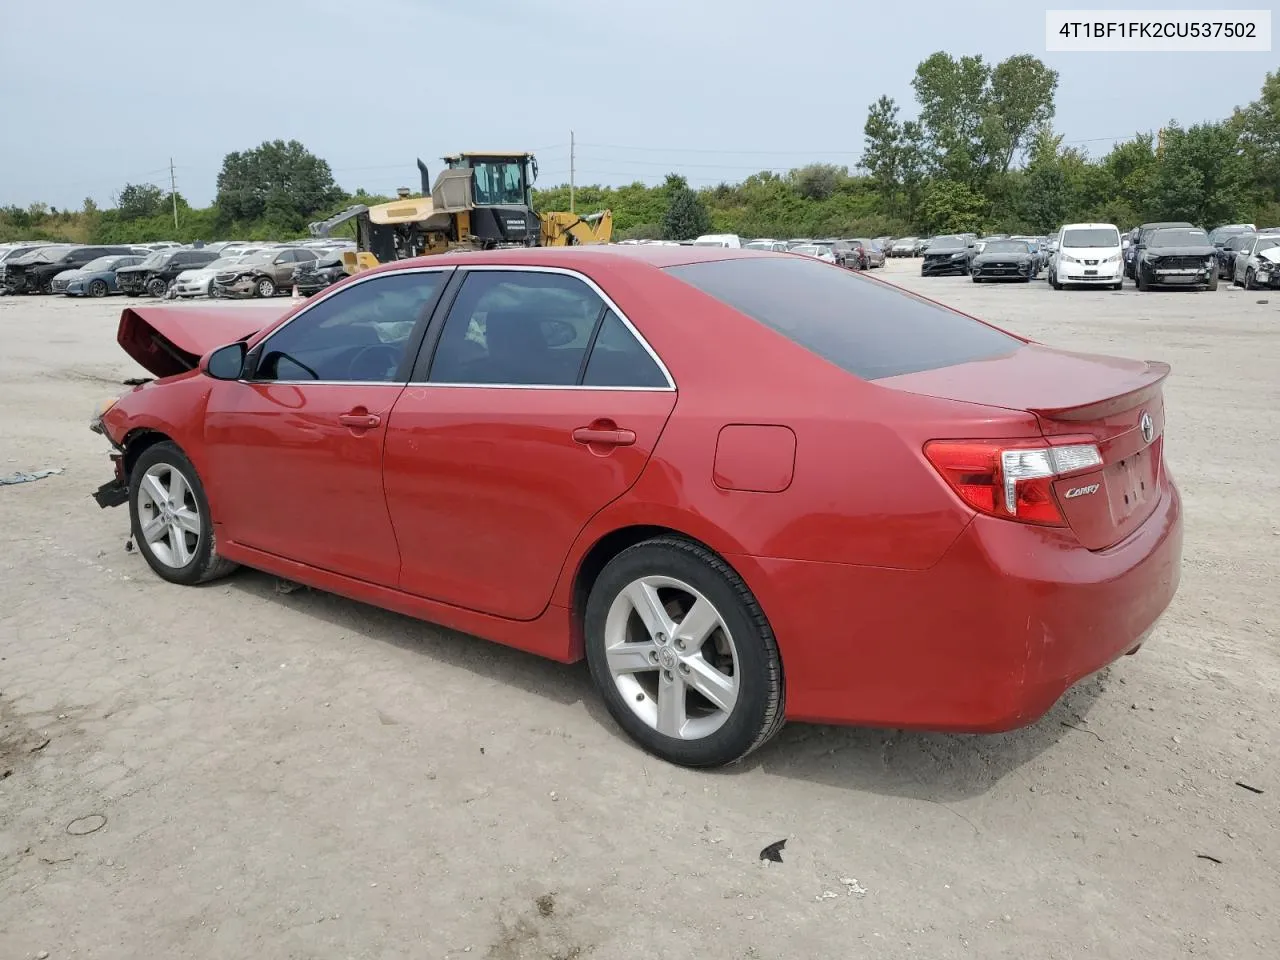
[169,157,179,231]
[569,131,575,214]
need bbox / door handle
[338,411,381,429]
[572,425,636,447]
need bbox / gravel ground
[1,260,1277,960]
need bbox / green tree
[1233,70,1280,217]
[215,140,344,227]
[1153,122,1245,225]
[790,163,846,201]
[661,174,711,239]
[116,183,165,220]
[919,179,986,234]
[986,54,1059,173]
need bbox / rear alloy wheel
[585,537,784,767]
[256,277,276,298]
[129,441,238,586]
[88,279,109,298]
[147,277,168,298]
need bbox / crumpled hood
[117,304,289,378]
[176,266,219,282]
[1258,247,1280,265]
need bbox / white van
[691,233,743,248]
[1049,223,1124,290]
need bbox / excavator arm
[539,209,613,246]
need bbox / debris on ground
[816,890,838,901]
[759,839,786,863]
[839,877,868,897]
[1235,781,1264,795]
[1196,854,1223,864]
[29,738,50,752]
[66,814,107,836]
[0,467,64,486]
[274,579,305,595]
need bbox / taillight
[923,439,1103,526]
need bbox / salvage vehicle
[1232,234,1280,289]
[116,248,222,298]
[171,252,265,299]
[4,244,138,294]
[847,238,886,269]
[58,254,145,297]
[743,239,789,252]
[1049,223,1123,290]
[1249,246,1280,289]
[211,247,319,298]
[1207,223,1256,247]
[1216,232,1256,279]
[0,242,54,290]
[920,235,972,275]
[89,246,1183,768]
[1134,227,1217,291]
[292,251,348,296]
[970,239,1037,282]
[1124,221,1193,280]
[788,243,838,264]
[888,237,919,257]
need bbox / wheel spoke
[675,596,720,652]
[606,641,658,675]
[655,672,687,738]
[684,654,737,713]
[625,580,675,639]
[142,473,168,508]
[140,512,168,543]
[167,469,189,505]
[171,506,201,535]
[168,524,192,566]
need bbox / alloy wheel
[136,463,202,568]
[604,575,740,740]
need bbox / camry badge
[1140,411,1154,444]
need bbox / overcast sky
[0,0,1273,209]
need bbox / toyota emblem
[1139,411,1154,444]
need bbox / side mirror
[203,342,247,381]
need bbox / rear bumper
[734,476,1183,730]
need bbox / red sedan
[91,247,1183,767]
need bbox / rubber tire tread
[128,440,238,586]
[585,535,785,768]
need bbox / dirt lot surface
[2,260,1277,960]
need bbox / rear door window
[582,310,669,388]
[665,256,1019,380]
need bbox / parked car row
[0,237,355,300]
[1210,227,1280,289]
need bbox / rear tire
[128,441,239,587]
[584,537,785,768]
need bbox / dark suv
[116,248,222,297]
[1124,222,1193,281]
[4,245,140,294]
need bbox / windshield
[80,256,123,272]
[30,246,73,263]
[471,159,526,205]
[1209,225,1250,243]
[926,236,966,252]
[136,251,169,268]
[202,257,243,270]
[236,251,278,266]
[983,241,1031,254]
[1255,238,1280,253]
[666,256,1020,380]
[1062,227,1120,248]
[1150,229,1209,248]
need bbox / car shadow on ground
[226,570,1108,804]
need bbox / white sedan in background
[171,249,266,298]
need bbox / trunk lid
[117,305,286,378]
[880,343,1169,549]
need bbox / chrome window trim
[410,263,676,392]
[241,265,453,386]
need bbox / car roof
[381,244,784,273]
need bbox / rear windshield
[1061,227,1119,248]
[982,241,1031,254]
[665,256,1020,380]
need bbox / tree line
[2,61,1275,246]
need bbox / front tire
[88,279,109,298]
[256,277,276,298]
[1206,272,1219,292]
[584,537,785,768]
[128,441,238,586]
[1050,269,1062,290]
[147,277,167,298]
[1137,266,1150,291]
